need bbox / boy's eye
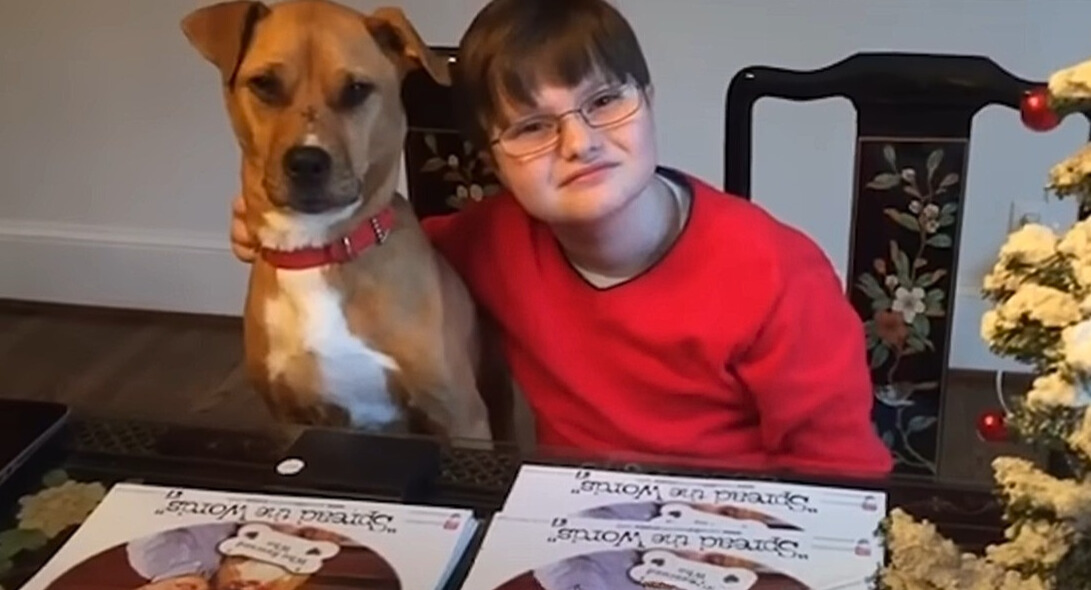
[587,91,622,111]
[510,118,553,137]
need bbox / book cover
[17,482,477,590]
[460,514,880,590]
[502,465,885,537]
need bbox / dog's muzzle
[282,145,344,213]
[284,146,331,187]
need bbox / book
[459,514,880,590]
[501,465,886,537]
[458,464,888,589]
[17,482,478,590]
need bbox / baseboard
[0,218,247,317]
[0,217,1034,374]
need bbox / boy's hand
[230,194,257,263]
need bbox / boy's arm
[734,246,894,478]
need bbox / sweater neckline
[541,166,701,293]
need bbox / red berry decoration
[1020,86,1060,132]
[976,409,1009,442]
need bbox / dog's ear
[181,1,270,86]
[365,7,451,86]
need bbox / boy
[229,0,893,476]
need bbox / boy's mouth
[559,162,617,187]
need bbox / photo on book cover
[501,465,886,538]
[37,520,402,590]
[491,547,808,590]
[575,500,802,531]
[459,514,878,590]
[19,483,479,590]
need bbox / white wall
[0,0,1086,373]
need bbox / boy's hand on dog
[230,194,257,263]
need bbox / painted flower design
[874,310,908,350]
[857,143,961,474]
[419,132,502,211]
[920,204,940,233]
[16,480,107,537]
[874,383,915,407]
[892,286,926,323]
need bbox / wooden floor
[0,300,277,432]
[0,300,1045,485]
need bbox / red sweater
[421,169,892,477]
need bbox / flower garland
[878,56,1091,589]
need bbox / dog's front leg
[388,362,493,443]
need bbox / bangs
[453,0,651,147]
[488,36,629,124]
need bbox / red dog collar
[259,207,395,270]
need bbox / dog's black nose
[283,146,331,185]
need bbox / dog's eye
[247,74,283,103]
[338,80,374,110]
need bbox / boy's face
[487,75,658,227]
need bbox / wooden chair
[723,53,1041,475]
[400,46,503,220]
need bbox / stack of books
[460,464,887,589]
[16,483,478,590]
[16,464,887,590]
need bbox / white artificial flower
[1050,143,1091,195]
[1025,370,1091,407]
[982,263,1023,294]
[994,456,1091,532]
[997,223,1058,266]
[1059,218,1091,261]
[1063,319,1091,373]
[1072,257,1091,290]
[998,283,1081,328]
[981,309,1009,344]
[986,517,1074,571]
[1067,407,1091,465]
[1048,56,1091,102]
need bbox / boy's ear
[365,7,451,86]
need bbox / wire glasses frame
[490,83,646,158]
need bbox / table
[0,413,1007,590]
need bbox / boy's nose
[557,113,602,160]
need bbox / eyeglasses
[491,83,645,158]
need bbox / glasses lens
[499,117,558,157]
[582,85,641,127]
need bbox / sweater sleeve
[735,243,894,478]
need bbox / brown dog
[180,0,511,441]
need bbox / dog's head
[182,0,448,215]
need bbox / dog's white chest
[262,268,402,429]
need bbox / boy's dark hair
[452,0,652,151]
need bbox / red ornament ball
[976,409,1009,442]
[1020,87,1060,132]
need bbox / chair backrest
[401,47,503,220]
[723,52,1038,476]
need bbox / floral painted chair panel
[723,53,1041,475]
[401,47,503,219]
